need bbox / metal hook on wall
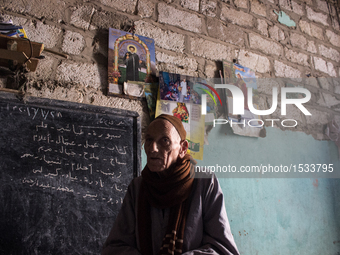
[128,24,136,36]
[233,59,239,65]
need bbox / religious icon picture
[108,28,156,97]
[172,102,189,123]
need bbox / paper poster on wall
[155,71,205,160]
[223,60,265,137]
[107,28,156,97]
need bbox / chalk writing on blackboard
[0,92,140,254]
[11,112,131,203]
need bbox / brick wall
[1,0,339,138]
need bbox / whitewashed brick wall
[1,0,340,138]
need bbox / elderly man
[102,114,239,255]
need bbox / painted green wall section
[141,126,340,254]
[219,177,340,254]
[197,125,339,175]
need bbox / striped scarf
[138,154,194,255]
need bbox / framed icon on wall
[108,28,156,98]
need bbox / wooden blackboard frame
[0,90,141,254]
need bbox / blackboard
[0,91,141,254]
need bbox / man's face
[129,47,135,53]
[144,119,186,172]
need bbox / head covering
[154,114,186,140]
